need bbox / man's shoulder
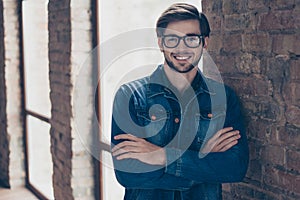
[120,76,150,93]
[114,76,151,102]
[117,65,163,96]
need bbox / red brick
[0,0,9,187]
[261,145,285,166]
[247,159,262,181]
[290,59,300,81]
[278,171,299,193]
[254,190,279,200]
[202,0,222,14]
[231,184,255,198]
[248,0,267,10]
[222,0,247,14]
[222,183,231,192]
[283,82,300,106]
[272,34,300,55]
[242,33,271,54]
[270,0,297,10]
[48,0,96,199]
[248,138,262,159]
[222,33,242,54]
[259,11,296,31]
[224,76,270,97]
[207,15,222,32]
[267,56,289,81]
[285,105,300,127]
[236,53,261,74]
[224,14,251,31]
[294,176,300,194]
[247,119,271,141]
[286,150,300,172]
[277,125,300,148]
[48,0,70,12]
[263,166,280,187]
[202,0,300,199]
[215,55,236,75]
[208,34,222,54]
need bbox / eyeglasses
[162,34,203,48]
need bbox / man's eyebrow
[186,33,201,36]
[164,33,201,36]
[163,34,178,36]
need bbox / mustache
[171,51,193,55]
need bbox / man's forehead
[163,28,201,36]
[163,20,201,35]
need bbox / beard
[163,51,202,74]
[165,58,196,73]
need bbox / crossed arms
[111,85,249,189]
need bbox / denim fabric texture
[111,65,249,200]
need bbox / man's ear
[204,37,209,49]
[158,37,164,52]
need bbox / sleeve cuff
[164,148,182,176]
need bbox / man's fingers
[112,146,140,157]
[217,130,240,144]
[114,134,141,142]
[111,140,137,152]
[213,127,234,139]
[218,140,238,152]
[203,128,241,153]
[216,135,240,151]
[116,152,137,160]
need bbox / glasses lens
[184,36,201,48]
[164,36,179,48]
[163,35,202,48]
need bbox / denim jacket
[111,65,249,200]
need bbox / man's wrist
[158,148,166,165]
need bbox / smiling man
[111,3,249,200]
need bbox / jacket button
[174,117,180,123]
[151,115,157,121]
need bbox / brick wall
[0,0,25,188]
[49,0,97,199]
[48,0,73,198]
[202,0,300,199]
[0,0,9,188]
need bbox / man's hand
[201,127,241,154]
[112,134,166,166]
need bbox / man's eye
[186,37,198,42]
[166,37,177,42]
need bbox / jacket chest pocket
[192,109,226,150]
[136,107,171,146]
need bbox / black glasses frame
[162,34,204,48]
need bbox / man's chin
[165,58,197,73]
[172,65,196,73]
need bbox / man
[111,3,248,200]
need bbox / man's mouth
[173,54,192,61]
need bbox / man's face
[158,19,203,73]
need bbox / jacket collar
[147,64,216,98]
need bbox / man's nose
[177,38,188,49]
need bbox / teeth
[175,56,189,60]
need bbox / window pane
[98,1,201,199]
[22,0,51,117]
[27,115,54,199]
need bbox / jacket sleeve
[111,85,194,190]
[164,87,249,183]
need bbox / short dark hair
[156,3,210,38]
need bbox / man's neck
[163,63,198,94]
